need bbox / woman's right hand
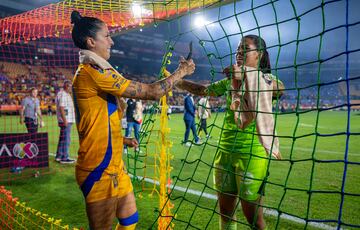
[178,56,195,76]
[123,137,139,149]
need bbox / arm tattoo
[165,78,172,89]
[136,83,142,95]
[127,84,137,97]
[124,81,155,99]
[158,78,172,94]
[160,81,167,91]
[129,88,136,97]
[124,70,186,100]
[178,80,208,96]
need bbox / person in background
[133,99,143,129]
[183,93,201,146]
[16,87,43,173]
[176,34,282,230]
[55,80,76,164]
[20,87,43,133]
[70,10,195,230]
[197,96,211,139]
[124,98,140,154]
[125,99,143,153]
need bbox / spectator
[134,99,143,126]
[19,87,43,133]
[124,98,142,153]
[197,96,211,138]
[55,80,76,164]
[183,93,201,146]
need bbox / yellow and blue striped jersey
[72,63,131,175]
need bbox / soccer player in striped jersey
[70,10,195,230]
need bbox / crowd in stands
[0,61,357,115]
[280,85,348,111]
[0,61,73,114]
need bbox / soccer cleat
[185,142,192,147]
[194,140,203,145]
[60,158,75,164]
[10,167,24,173]
[55,157,61,162]
[135,147,143,153]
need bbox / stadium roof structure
[0,0,231,45]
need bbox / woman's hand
[123,137,138,149]
[270,151,282,160]
[178,56,195,76]
[224,65,246,91]
[272,80,285,100]
[230,99,240,111]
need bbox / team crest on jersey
[113,83,121,89]
[112,78,126,89]
[263,74,273,85]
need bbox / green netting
[124,1,360,229]
[0,0,359,229]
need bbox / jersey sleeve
[84,64,131,96]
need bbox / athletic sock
[115,223,137,230]
[220,219,237,230]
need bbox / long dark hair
[242,34,271,74]
[70,11,105,49]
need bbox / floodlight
[193,16,208,28]
[132,3,142,18]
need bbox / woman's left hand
[270,151,282,160]
[123,137,138,148]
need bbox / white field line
[130,175,338,230]
[168,134,358,156]
[298,123,349,130]
[48,152,340,229]
[299,123,316,128]
[280,146,358,156]
[299,123,325,128]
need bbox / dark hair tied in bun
[70,10,105,49]
[71,10,82,24]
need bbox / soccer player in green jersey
[176,34,283,230]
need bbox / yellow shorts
[76,164,133,204]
